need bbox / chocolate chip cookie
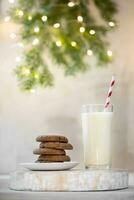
[39,142,73,150]
[37,155,71,162]
[36,135,68,143]
[33,148,65,155]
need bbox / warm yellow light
[34,74,39,79]
[80,27,85,33]
[87,49,93,56]
[71,41,77,47]
[29,89,35,93]
[89,29,96,35]
[34,26,40,33]
[32,38,39,45]
[41,15,47,22]
[108,21,115,27]
[56,41,62,47]
[17,10,24,17]
[10,33,16,39]
[22,67,30,76]
[107,50,113,57]
[28,15,32,21]
[53,23,60,28]
[68,2,75,7]
[4,16,11,22]
[77,16,83,22]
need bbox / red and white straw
[104,76,115,108]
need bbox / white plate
[20,161,79,171]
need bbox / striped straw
[104,76,115,108]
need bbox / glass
[81,104,113,169]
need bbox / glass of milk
[82,104,113,169]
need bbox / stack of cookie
[33,135,73,163]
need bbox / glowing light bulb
[107,50,113,57]
[34,26,40,33]
[108,21,115,27]
[29,89,35,93]
[80,27,85,33]
[32,38,39,46]
[34,73,39,79]
[77,16,83,22]
[71,41,77,47]
[68,2,75,7]
[18,42,24,48]
[56,41,62,47]
[15,56,21,62]
[8,0,15,4]
[28,15,32,21]
[23,68,30,76]
[41,15,47,22]
[4,16,11,22]
[17,10,24,17]
[10,33,16,39]
[89,29,96,35]
[21,67,30,76]
[87,49,93,56]
[53,23,60,28]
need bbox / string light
[68,2,75,7]
[4,16,11,22]
[56,41,62,47]
[18,42,24,48]
[16,9,24,17]
[53,23,60,28]
[32,38,39,45]
[71,41,77,47]
[34,26,40,33]
[10,33,16,39]
[77,16,83,22]
[15,56,21,62]
[8,0,15,4]
[108,21,115,27]
[29,89,35,93]
[89,29,96,35]
[28,15,32,21]
[22,68,30,76]
[107,50,113,57]
[87,49,93,56]
[41,15,47,22]
[34,73,39,79]
[80,27,85,33]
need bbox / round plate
[20,161,79,171]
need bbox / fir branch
[10,0,117,91]
[93,0,117,21]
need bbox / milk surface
[82,112,112,167]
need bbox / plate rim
[20,161,79,171]
[20,161,79,166]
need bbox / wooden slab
[10,169,128,191]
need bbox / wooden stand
[10,169,128,191]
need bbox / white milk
[82,112,112,167]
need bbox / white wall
[0,0,134,174]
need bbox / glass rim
[82,104,113,107]
[82,104,113,112]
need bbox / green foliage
[10,0,117,91]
